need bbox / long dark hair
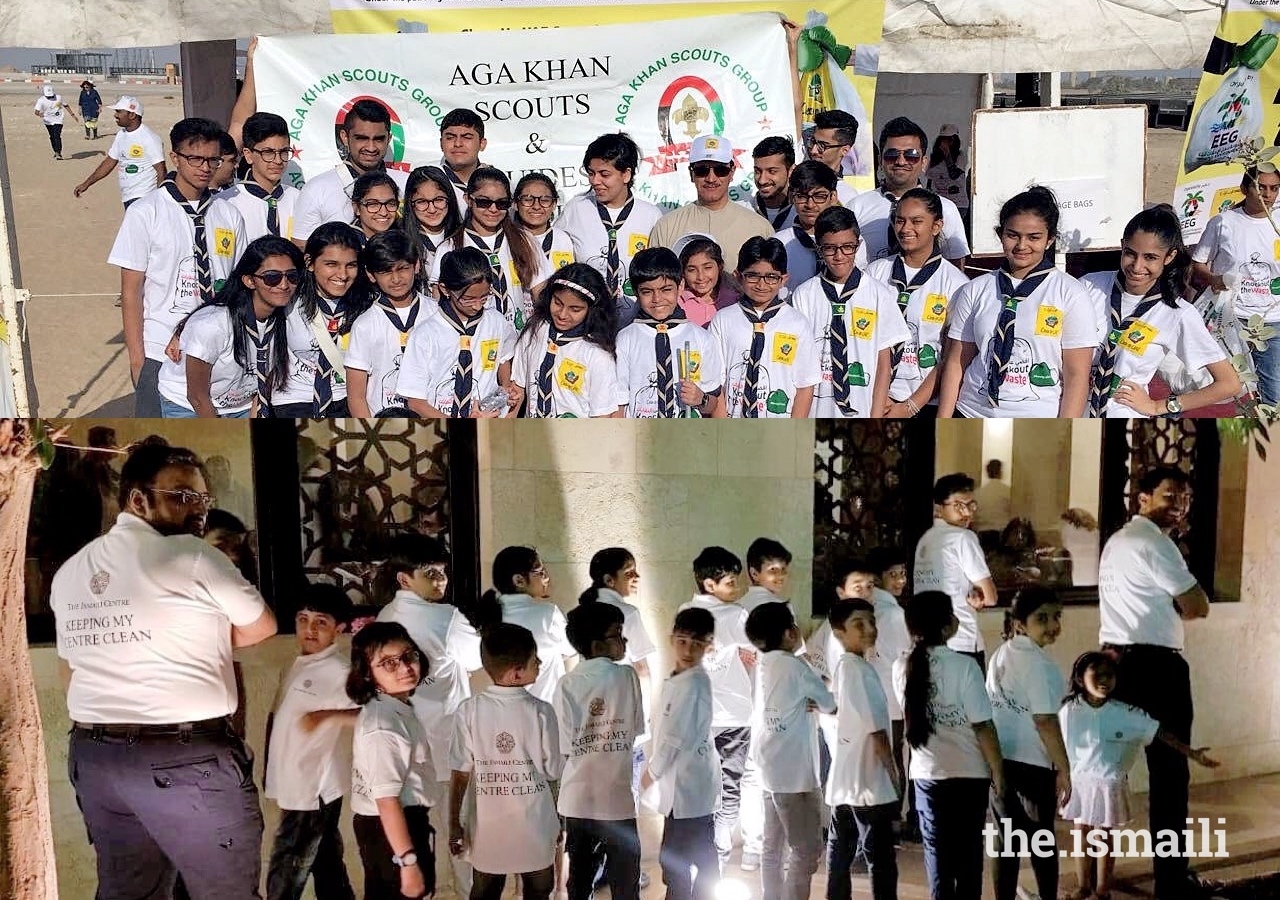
[578,547,634,604]
[451,166,542,291]
[464,545,541,633]
[1001,585,1058,641]
[403,165,462,257]
[345,621,428,705]
[1064,650,1116,705]
[297,222,372,335]
[1121,205,1187,309]
[902,590,956,750]
[996,185,1059,267]
[518,263,618,354]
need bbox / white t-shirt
[986,635,1065,769]
[790,272,909,418]
[558,192,665,306]
[738,585,786,616]
[554,657,645,820]
[396,305,517,415]
[947,268,1098,419]
[345,296,434,414]
[865,256,969,404]
[108,188,246,362]
[107,124,165,203]
[34,95,65,125]
[1193,205,1280,321]
[753,650,836,793]
[511,323,621,418]
[647,665,720,819]
[156,306,267,415]
[913,519,992,653]
[710,301,821,418]
[615,317,723,417]
[431,233,554,331]
[827,652,897,808]
[1078,271,1227,418]
[595,588,657,665]
[273,302,350,409]
[774,225,822,288]
[848,189,970,267]
[892,646,993,780]
[1098,515,1199,650]
[292,164,409,243]
[351,693,435,816]
[805,618,844,683]
[497,593,576,704]
[1059,697,1159,782]
[50,513,268,724]
[222,180,302,243]
[677,595,755,728]
[266,643,358,810]
[525,226,576,273]
[867,588,910,720]
[449,685,564,875]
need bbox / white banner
[254,15,797,209]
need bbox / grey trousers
[761,789,823,900]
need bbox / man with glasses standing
[109,117,246,417]
[649,135,774,269]
[806,110,861,206]
[73,95,166,209]
[50,443,277,900]
[223,112,300,241]
[848,117,970,269]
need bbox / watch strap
[392,850,418,868]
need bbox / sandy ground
[0,82,1190,416]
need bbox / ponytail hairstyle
[894,186,945,253]
[1120,205,1188,309]
[298,221,372,335]
[996,185,1060,266]
[1064,650,1117,705]
[578,546,635,604]
[454,166,542,292]
[519,263,618,354]
[466,545,541,633]
[902,590,957,750]
[1002,585,1059,641]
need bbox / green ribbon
[797,24,852,72]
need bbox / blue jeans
[160,398,249,418]
[915,778,990,900]
[1246,317,1280,406]
[265,797,354,900]
[827,803,898,900]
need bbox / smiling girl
[513,173,575,273]
[351,172,401,243]
[402,166,462,288]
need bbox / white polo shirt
[554,657,645,820]
[913,519,992,653]
[265,643,357,810]
[511,324,621,418]
[378,591,480,718]
[1059,697,1159,782]
[710,301,821,418]
[647,665,719,819]
[892,646,993,781]
[449,685,564,875]
[1098,515,1199,650]
[497,593,576,703]
[827,651,897,808]
[50,513,268,724]
[986,634,1065,769]
[107,123,165,203]
[108,188,246,362]
[222,180,301,242]
[396,305,517,415]
[558,192,665,302]
[868,588,910,720]
[156,306,265,416]
[848,188,970,267]
[345,296,434,414]
[615,317,723,418]
[753,650,836,793]
[292,164,409,243]
[677,595,754,729]
[595,588,657,665]
[351,693,435,816]
[1193,205,1280,322]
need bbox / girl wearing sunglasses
[431,166,552,331]
[157,235,301,417]
[513,172,575,274]
[402,165,462,291]
[351,171,402,244]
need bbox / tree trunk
[0,421,58,900]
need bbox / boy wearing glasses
[109,116,247,417]
[773,161,842,289]
[649,135,774,269]
[913,473,998,669]
[847,117,970,268]
[224,112,300,241]
[806,109,861,206]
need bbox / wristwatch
[392,850,418,868]
[1165,395,1183,417]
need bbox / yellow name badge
[1035,305,1064,338]
[213,228,235,258]
[1274,239,1280,262]
[628,234,649,256]
[551,250,573,270]
[849,307,877,341]
[339,333,351,352]
[771,331,799,365]
[1117,320,1158,356]
[921,293,949,325]
[557,357,587,393]
[508,259,522,286]
[480,338,499,371]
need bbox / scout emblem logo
[496,731,516,754]
[589,698,607,717]
[334,95,407,167]
[90,571,110,595]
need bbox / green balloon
[796,34,823,73]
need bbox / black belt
[1102,642,1182,655]
[73,716,230,743]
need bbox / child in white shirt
[263,585,358,900]
[745,601,836,900]
[826,598,902,900]
[347,622,436,900]
[555,603,645,900]
[449,623,564,900]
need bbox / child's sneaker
[739,852,760,872]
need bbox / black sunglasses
[471,196,513,211]
[691,162,732,178]
[250,269,302,287]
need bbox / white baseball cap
[689,134,735,166]
[671,232,719,259]
[111,95,144,116]
[41,85,55,98]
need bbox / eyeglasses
[410,196,450,212]
[882,148,923,163]
[944,500,979,512]
[250,269,302,287]
[528,565,549,579]
[248,146,292,163]
[359,198,399,212]
[417,566,449,581]
[809,139,847,154]
[374,648,421,674]
[175,152,224,170]
[448,286,495,305]
[690,163,732,178]
[517,195,556,208]
[149,488,216,507]
[471,196,513,211]
[792,190,833,206]
[819,243,859,257]
[741,271,784,285]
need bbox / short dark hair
[361,229,419,274]
[346,621,427,705]
[204,508,246,536]
[170,117,224,152]
[344,99,391,131]
[745,601,796,652]
[736,236,789,275]
[216,130,237,157]
[583,132,640,183]
[866,546,906,575]
[378,533,449,602]
[813,110,858,146]
[986,459,1003,478]
[753,136,796,167]
[118,443,206,509]
[828,597,875,631]
[673,607,714,640]
[1137,465,1191,496]
[833,558,875,587]
[814,206,861,242]
[788,160,838,195]
[747,537,792,572]
[878,116,928,156]
[480,622,538,679]
[629,247,682,289]
[298,582,353,624]
[566,602,625,657]
[933,472,975,504]
[693,546,742,590]
[241,112,289,149]
[441,107,485,139]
